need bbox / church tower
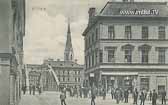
[64,20,74,61]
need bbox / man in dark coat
[152,89,157,105]
[102,89,106,100]
[32,85,36,95]
[133,88,139,105]
[60,90,66,105]
[91,86,96,105]
[161,90,166,105]
[111,88,114,99]
[149,91,152,101]
[29,84,32,95]
[124,89,129,103]
[140,91,145,105]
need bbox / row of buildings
[26,22,84,91]
[82,0,168,96]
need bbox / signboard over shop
[119,9,159,15]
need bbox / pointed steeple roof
[64,19,74,61]
[65,20,73,51]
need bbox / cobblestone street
[18,92,165,105]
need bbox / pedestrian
[60,90,66,105]
[161,90,166,105]
[102,89,106,100]
[140,91,145,105]
[22,85,26,95]
[29,84,32,95]
[91,86,96,105]
[111,88,114,99]
[149,91,152,101]
[152,89,157,105]
[133,88,138,105]
[120,88,124,102]
[38,85,42,95]
[79,86,83,98]
[32,85,36,95]
[124,89,129,103]
[115,88,120,104]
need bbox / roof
[26,64,42,68]
[82,2,168,36]
[100,2,168,17]
[43,60,84,68]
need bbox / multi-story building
[26,64,44,88]
[0,0,25,105]
[43,59,84,91]
[83,0,168,96]
[43,22,84,91]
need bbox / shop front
[101,72,138,92]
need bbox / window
[142,50,149,63]
[108,50,115,62]
[124,49,132,63]
[108,26,115,39]
[78,71,80,74]
[158,49,165,64]
[142,26,148,39]
[78,78,80,82]
[125,26,132,39]
[95,50,98,64]
[89,55,91,67]
[75,71,77,75]
[92,33,94,43]
[158,26,165,39]
[89,36,91,46]
[92,53,94,66]
[75,78,77,82]
[99,50,103,63]
[63,77,65,82]
[95,28,98,40]
[68,78,69,82]
[140,78,149,90]
[67,71,69,75]
[63,71,65,75]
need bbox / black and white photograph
[0,0,168,105]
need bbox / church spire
[64,19,74,61]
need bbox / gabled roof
[99,2,168,17]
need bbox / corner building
[83,0,168,96]
[0,0,25,105]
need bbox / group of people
[22,84,42,95]
[90,87,167,105]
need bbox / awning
[102,72,138,76]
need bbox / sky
[24,0,168,65]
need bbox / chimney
[88,7,96,26]
[88,7,96,17]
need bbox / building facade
[0,0,25,105]
[43,59,84,91]
[83,0,168,96]
[26,64,44,88]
